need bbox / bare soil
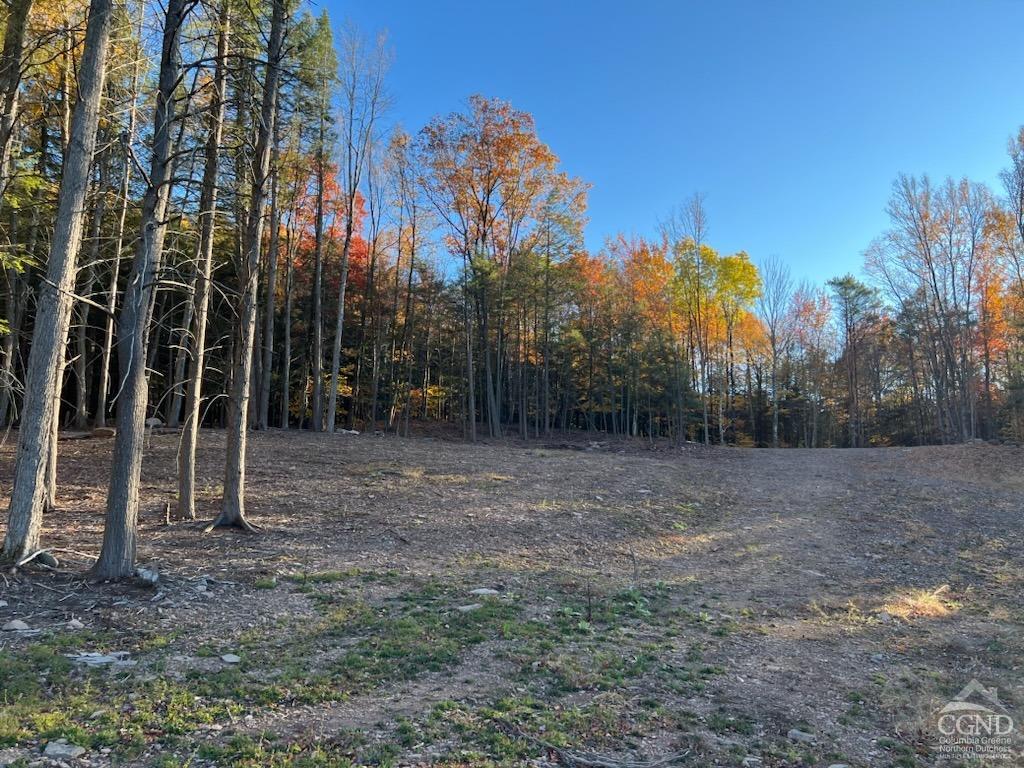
[1,430,1022,767]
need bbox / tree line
[2,0,1024,576]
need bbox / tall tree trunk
[216,0,285,529]
[166,281,194,427]
[280,216,295,428]
[2,0,113,562]
[257,114,281,430]
[462,253,476,441]
[74,163,108,430]
[92,0,187,579]
[96,4,144,428]
[310,133,325,431]
[177,0,229,519]
[325,226,354,432]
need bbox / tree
[3,0,113,562]
[666,194,712,444]
[758,255,792,447]
[828,275,878,447]
[325,24,388,432]
[92,0,190,579]
[177,0,230,520]
[216,0,286,530]
[418,95,559,438]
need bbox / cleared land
[1,432,1023,767]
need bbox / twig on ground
[15,549,55,568]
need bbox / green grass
[0,575,738,765]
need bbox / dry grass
[881,585,958,620]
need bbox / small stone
[68,651,134,667]
[827,764,850,768]
[67,618,85,630]
[221,653,241,664]
[43,740,86,759]
[2,619,29,631]
[742,758,763,767]
[787,728,815,744]
[456,603,482,613]
[469,588,500,596]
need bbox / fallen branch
[15,549,58,569]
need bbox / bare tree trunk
[325,227,353,431]
[2,0,113,562]
[96,5,144,429]
[44,348,66,512]
[92,0,188,579]
[166,284,193,427]
[257,115,281,430]
[74,165,108,430]
[310,136,325,431]
[280,219,295,428]
[177,1,229,519]
[215,0,285,530]
[462,256,476,442]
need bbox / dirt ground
[1,430,1023,767]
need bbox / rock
[0,747,29,767]
[742,758,763,767]
[2,619,29,631]
[90,426,116,438]
[787,728,815,744]
[43,740,86,759]
[221,653,241,664]
[827,764,850,768]
[67,618,85,630]
[67,651,134,667]
[469,588,500,596]
[456,603,483,613]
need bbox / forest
[0,0,1023,577]
[1,0,1024,766]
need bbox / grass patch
[882,585,959,620]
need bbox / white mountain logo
[934,679,1017,761]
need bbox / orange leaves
[418,95,561,265]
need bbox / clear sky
[328,0,1024,285]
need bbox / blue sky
[329,0,1024,285]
